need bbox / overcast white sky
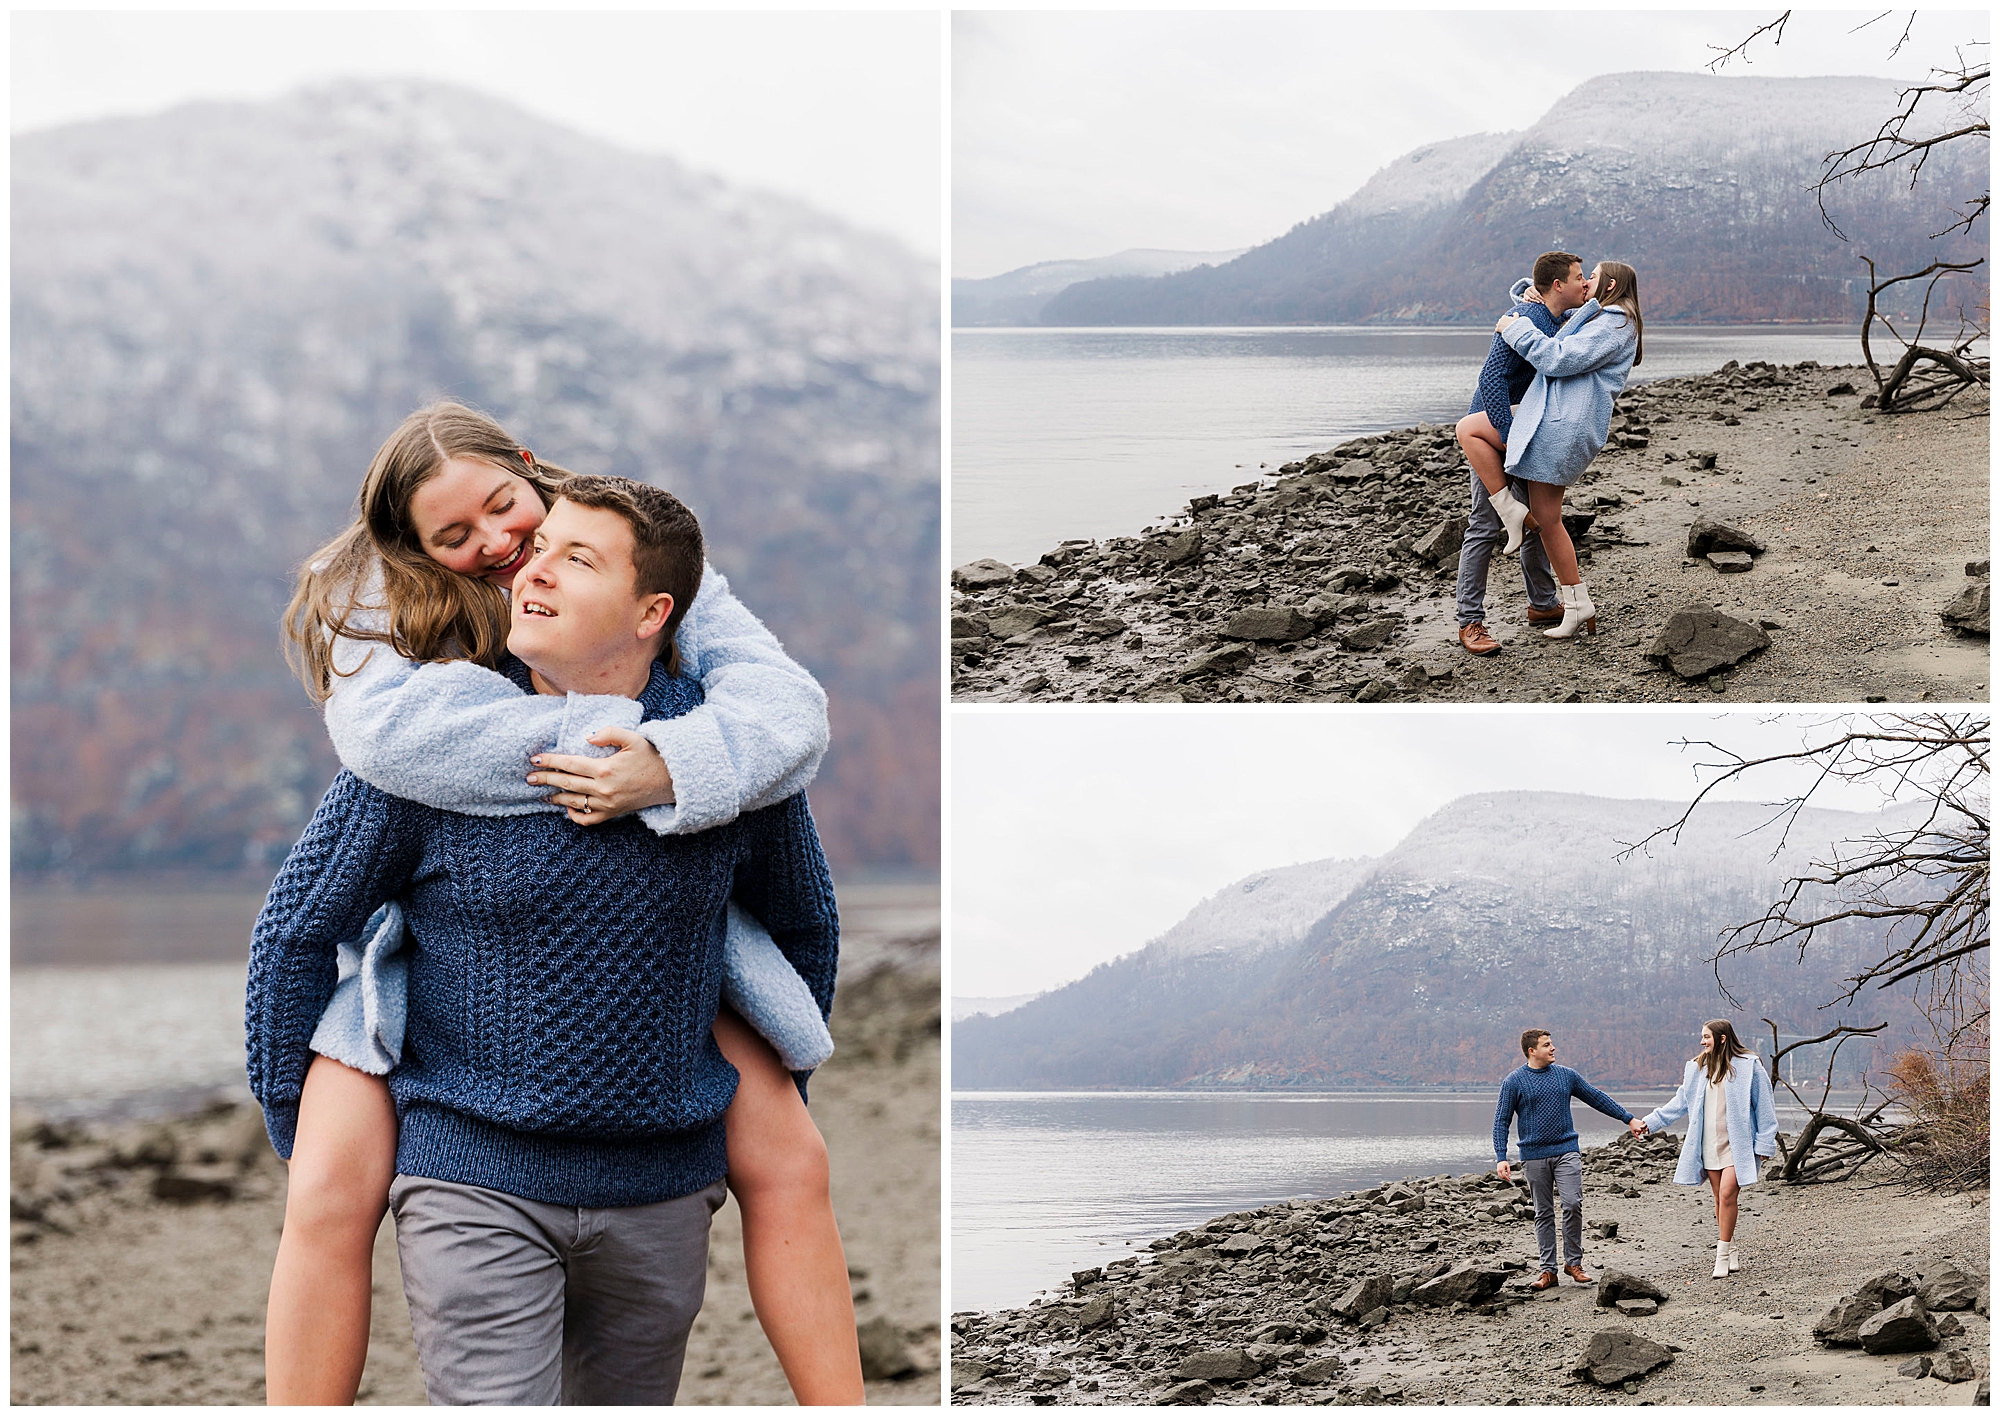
[13,10,941,260]
[954,8,1991,278]
[952,710,1946,998]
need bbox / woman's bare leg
[1455,412,1510,498]
[1707,1166,1740,1241]
[265,1055,397,1405]
[714,1007,864,1404]
[1526,482,1578,583]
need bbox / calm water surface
[952,325,1875,564]
[951,1087,1848,1313]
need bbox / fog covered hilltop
[13,80,939,876]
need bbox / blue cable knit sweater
[1467,278,1572,442]
[1493,1063,1633,1163]
[245,660,839,1209]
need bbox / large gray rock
[1290,1355,1346,1386]
[1076,1294,1117,1330]
[1175,1349,1264,1382]
[985,605,1051,640]
[1919,1268,1981,1312]
[1157,530,1205,568]
[1412,1262,1506,1307]
[1178,644,1254,681]
[1707,550,1754,573]
[1596,1270,1670,1309]
[1572,1328,1674,1385]
[1414,516,1468,564]
[1645,604,1771,678]
[1158,1379,1216,1405]
[1858,1271,1919,1306]
[1686,519,1766,557]
[1221,607,1317,643]
[1942,581,1990,636]
[1215,1232,1269,1257]
[1329,1273,1395,1322]
[950,612,989,639]
[952,558,1017,591]
[1933,1350,1978,1383]
[1814,1293,1884,1346]
[1339,618,1398,652]
[1858,1295,1940,1354]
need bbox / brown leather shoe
[1525,604,1565,626]
[1459,622,1501,656]
[1530,1270,1559,1291]
[1565,1264,1595,1285]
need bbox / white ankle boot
[1712,1243,1730,1279]
[1543,581,1597,639]
[1489,484,1531,555]
[1725,1240,1740,1273]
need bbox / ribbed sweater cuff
[396,1104,728,1209]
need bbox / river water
[950,1087,1855,1314]
[951,324,1876,565]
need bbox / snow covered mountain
[952,247,1248,325]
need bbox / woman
[265,403,862,1403]
[1492,260,1644,639]
[1634,1019,1777,1279]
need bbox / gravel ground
[952,362,1989,704]
[949,1130,1989,1406]
[9,898,941,1406]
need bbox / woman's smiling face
[407,457,546,588]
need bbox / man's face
[1548,262,1588,312]
[1529,1034,1557,1067]
[508,499,670,676]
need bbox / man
[1452,251,1592,656]
[1493,1028,1639,1289]
[247,476,839,1403]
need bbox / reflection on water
[951,1088,1845,1313]
[952,324,1879,564]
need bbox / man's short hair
[552,475,704,669]
[1532,251,1583,292]
[1520,1028,1552,1058]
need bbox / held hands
[527,727,677,825]
[1628,1118,1647,1137]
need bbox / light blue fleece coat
[1499,298,1639,487]
[309,563,835,1074]
[1640,1055,1780,1186]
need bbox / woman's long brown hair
[284,403,573,702]
[1594,260,1644,367]
[1698,1018,1750,1084]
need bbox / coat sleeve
[633,564,831,836]
[1643,1061,1698,1133]
[1492,1078,1518,1162]
[1502,302,1633,378]
[244,774,422,1158]
[1750,1060,1779,1156]
[729,794,842,1037]
[1569,1070,1634,1124]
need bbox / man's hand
[1628,1118,1647,1137]
[1496,1161,1512,1183]
[1496,312,1522,335]
[527,727,676,825]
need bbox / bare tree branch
[1708,11,1791,71]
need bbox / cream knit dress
[1701,1072,1734,1171]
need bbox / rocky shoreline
[951,360,1989,703]
[949,1128,1990,1406]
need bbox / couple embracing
[1454,249,1646,656]
[247,404,863,1403]
[1494,1022,1777,1289]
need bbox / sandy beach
[9,885,941,1406]
[951,361,1989,703]
[949,1128,1989,1406]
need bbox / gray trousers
[1523,1152,1585,1272]
[389,1174,727,1406]
[1455,469,1559,626]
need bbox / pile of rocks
[950,361,1852,703]
[1941,558,1990,637]
[11,1101,277,1244]
[1813,1266,1989,1391]
[950,1132,1692,1405]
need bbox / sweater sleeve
[1492,1077,1518,1162]
[632,565,830,836]
[244,773,422,1158]
[1569,1069,1634,1124]
[1750,1061,1779,1156]
[729,795,841,1030]
[1501,301,1632,378]
[1643,1062,1699,1134]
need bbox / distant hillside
[12,81,939,876]
[952,248,1246,325]
[1041,73,1987,325]
[953,792,1924,1089]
